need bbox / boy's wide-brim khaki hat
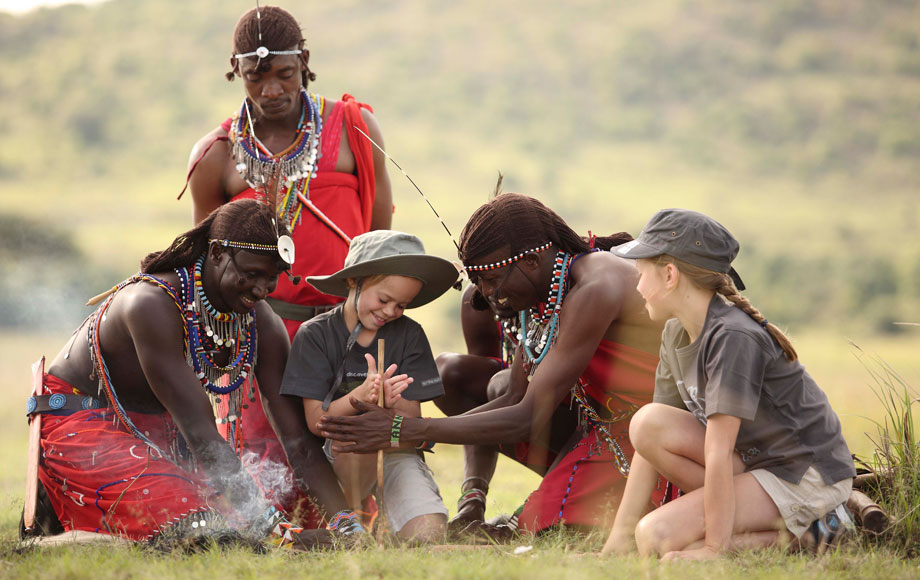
[306,230,460,308]
[614,208,746,291]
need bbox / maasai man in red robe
[24,200,358,545]
[181,5,392,530]
[319,194,676,537]
[185,5,392,340]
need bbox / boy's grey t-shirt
[654,296,855,486]
[281,306,445,403]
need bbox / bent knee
[629,403,676,453]
[396,513,447,544]
[634,512,680,556]
[485,368,511,401]
[435,352,463,387]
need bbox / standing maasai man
[25,200,355,543]
[185,5,392,339]
[319,194,672,534]
[181,5,391,530]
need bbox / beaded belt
[264,298,340,322]
[26,393,108,415]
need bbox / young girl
[606,208,855,559]
[280,230,458,542]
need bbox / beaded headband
[234,47,301,60]
[464,242,553,272]
[233,2,303,61]
[210,235,295,265]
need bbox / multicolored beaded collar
[464,242,553,273]
[229,88,324,229]
[520,251,572,365]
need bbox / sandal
[807,503,855,555]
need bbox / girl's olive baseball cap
[614,208,746,290]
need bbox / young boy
[280,230,458,542]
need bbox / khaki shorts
[751,466,852,539]
[324,441,448,533]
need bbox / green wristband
[390,414,404,448]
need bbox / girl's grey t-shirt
[654,296,855,486]
[281,306,444,403]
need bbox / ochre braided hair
[459,193,632,264]
[225,5,315,86]
[140,199,289,274]
[655,255,798,361]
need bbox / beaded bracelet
[390,414,404,448]
[326,509,365,535]
[416,440,436,452]
[457,487,487,510]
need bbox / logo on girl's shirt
[677,379,707,424]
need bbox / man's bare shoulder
[189,125,231,168]
[113,273,184,326]
[571,251,636,294]
[254,302,289,346]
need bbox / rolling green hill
[1,0,918,338]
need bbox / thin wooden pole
[375,339,388,542]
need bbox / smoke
[196,443,300,540]
[239,449,298,512]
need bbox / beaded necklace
[570,381,634,477]
[89,273,185,461]
[194,256,238,344]
[520,251,572,367]
[180,261,257,439]
[88,266,258,464]
[230,88,324,229]
[499,316,521,367]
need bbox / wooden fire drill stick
[375,339,389,542]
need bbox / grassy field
[3,329,920,578]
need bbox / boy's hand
[354,355,412,408]
[382,371,412,408]
[352,353,382,405]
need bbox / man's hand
[318,398,396,453]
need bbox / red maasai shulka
[38,273,326,541]
[38,373,223,540]
[515,339,676,532]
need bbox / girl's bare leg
[635,472,786,556]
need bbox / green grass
[2,532,920,580]
[4,330,920,576]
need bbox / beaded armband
[390,414,404,448]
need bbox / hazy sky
[0,0,107,14]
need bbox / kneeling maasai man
[23,199,361,545]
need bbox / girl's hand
[600,526,636,556]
